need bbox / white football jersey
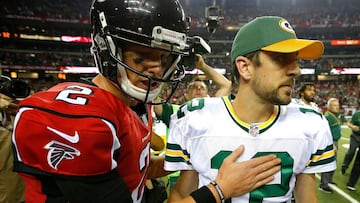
[290,98,321,113]
[164,96,336,203]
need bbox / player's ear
[235,56,252,81]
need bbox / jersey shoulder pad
[19,82,127,122]
[174,97,223,119]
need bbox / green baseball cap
[230,16,324,63]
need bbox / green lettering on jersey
[211,151,232,169]
[177,98,205,119]
[211,151,293,203]
[249,152,293,203]
[299,107,322,118]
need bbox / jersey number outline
[211,151,293,203]
[55,85,93,105]
[134,142,151,201]
[177,98,205,119]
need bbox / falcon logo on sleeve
[44,141,80,170]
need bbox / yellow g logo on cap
[279,19,295,34]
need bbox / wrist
[213,179,230,199]
[190,185,217,203]
[210,181,226,203]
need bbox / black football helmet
[90,0,191,103]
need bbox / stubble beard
[304,95,315,103]
[271,89,292,105]
[253,81,292,105]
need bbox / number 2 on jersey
[55,85,93,105]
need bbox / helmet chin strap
[116,62,162,103]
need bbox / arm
[153,95,164,119]
[150,131,165,151]
[348,112,360,132]
[54,171,133,202]
[169,170,199,202]
[348,121,359,132]
[0,94,17,115]
[293,173,318,203]
[194,54,231,97]
[152,96,175,128]
[0,96,11,109]
[147,155,172,179]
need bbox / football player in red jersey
[11,0,281,202]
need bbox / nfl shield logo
[249,124,259,137]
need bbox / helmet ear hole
[93,34,107,51]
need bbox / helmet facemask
[91,10,189,104]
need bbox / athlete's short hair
[327,98,338,107]
[299,82,315,97]
[187,79,208,91]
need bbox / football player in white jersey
[165,16,336,203]
[291,82,321,112]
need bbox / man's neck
[301,98,311,106]
[92,74,138,106]
[232,96,275,124]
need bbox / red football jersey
[12,82,152,202]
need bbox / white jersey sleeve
[164,98,208,171]
[302,110,336,173]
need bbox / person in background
[319,98,341,193]
[153,53,231,128]
[11,1,281,203]
[342,109,360,175]
[346,149,360,191]
[164,16,336,203]
[291,82,321,112]
[0,93,25,203]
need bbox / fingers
[252,164,281,189]
[215,145,282,198]
[253,155,281,170]
[253,174,276,189]
[251,154,281,177]
[250,153,280,165]
[224,145,281,171]
[194,54,205,68]
[223,145,244,164]
[250,155,281,190]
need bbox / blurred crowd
[1,0,360,73]
[2,52,360,73]
[1,0,360,39]
[161,76,360,112]
[0,0,359,116]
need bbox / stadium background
[0,0,359,202]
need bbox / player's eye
[133,57,144,64]
[271,52,297,66]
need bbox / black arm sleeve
[41,171,133,203]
